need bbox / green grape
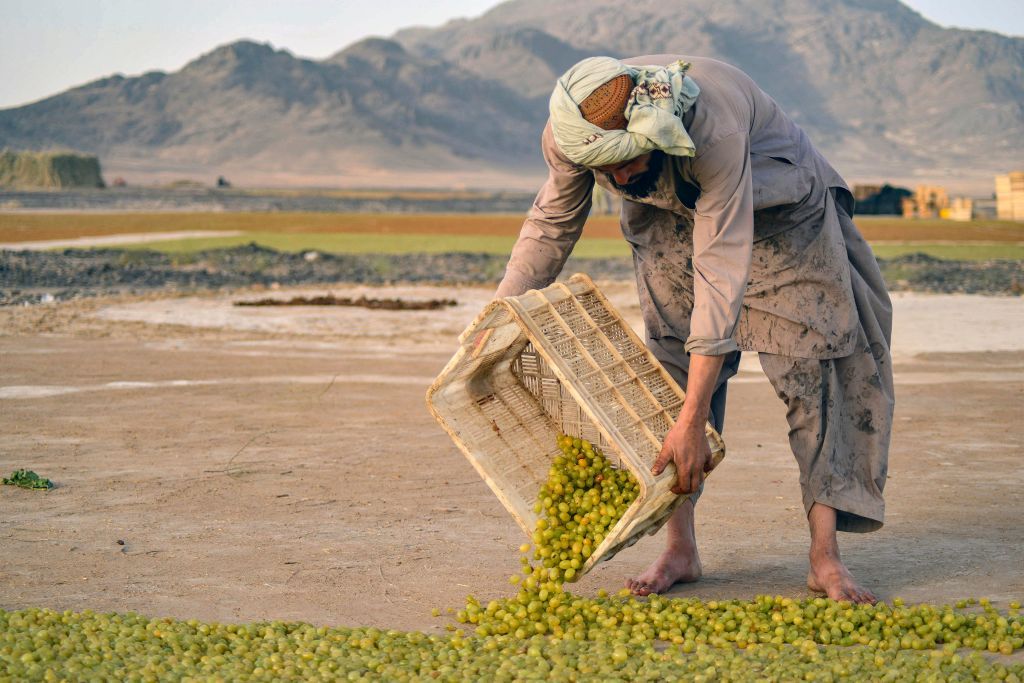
[1,605,1021,681]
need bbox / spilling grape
[520,434,639,586]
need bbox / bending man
[495,55,894,604]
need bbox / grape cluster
[2,606,1022,681]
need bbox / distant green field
[116,232,1024,261]
[3,210,1022,260]
[869,243,1024,260]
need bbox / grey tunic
[497,55,894,532]
[496,56,861,360]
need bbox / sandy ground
[1,283,1023,635]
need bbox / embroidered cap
[578,74,633,131]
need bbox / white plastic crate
[427,274,725,576]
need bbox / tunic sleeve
[494,121,595,298]
[684,131,754,356]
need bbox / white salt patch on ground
[0,373,435,401]
[92,286,1024,379]
[4,288,1019,401]
[0,230,243,251]
[887,292,1024,357]
[94,285,496,352]
[0,385,82,399]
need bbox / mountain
[1,0,1021,192]
[0,39,544,188]
[395,0,1024,192]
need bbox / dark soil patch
[1,244,1020,305]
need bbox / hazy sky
[1,0,1021,108]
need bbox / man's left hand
[649,351,726,496]
[652,419,712,495]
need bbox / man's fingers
[671,468,700,496]
[672,469,700,497]
[651,446,673,475]
[690,469,704,495]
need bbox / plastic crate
[426,273,725,576]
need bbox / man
[495,55,894,604]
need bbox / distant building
[973,197,997,220]
[995,171,1024,221]
[947,197,973,222]
[855,184,910,215]
[852,184,883,201]
[902,185,949,219]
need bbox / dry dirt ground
[1,283,1022,635]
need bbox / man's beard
[607,150,665,199]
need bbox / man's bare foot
[806,503,877,604]
[627,547,702,596]
[626,499,701,595]
[807,552,876,604]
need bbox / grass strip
[2,212,1023,244]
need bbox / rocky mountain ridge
[0,0,1019,193]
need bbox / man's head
[548,57,699,169]
[577,74,664,198]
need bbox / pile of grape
[2,605,1022,681]
[457,592,1024,655]
[521,435,639,585]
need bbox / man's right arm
[495,121,595,298]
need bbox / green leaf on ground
[2,469,54,490]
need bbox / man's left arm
[686,130,754,356]
[652,131,754,495]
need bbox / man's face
[594,150,665,199]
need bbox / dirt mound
[235,294,457,310]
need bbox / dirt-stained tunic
[496,56,894,531]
